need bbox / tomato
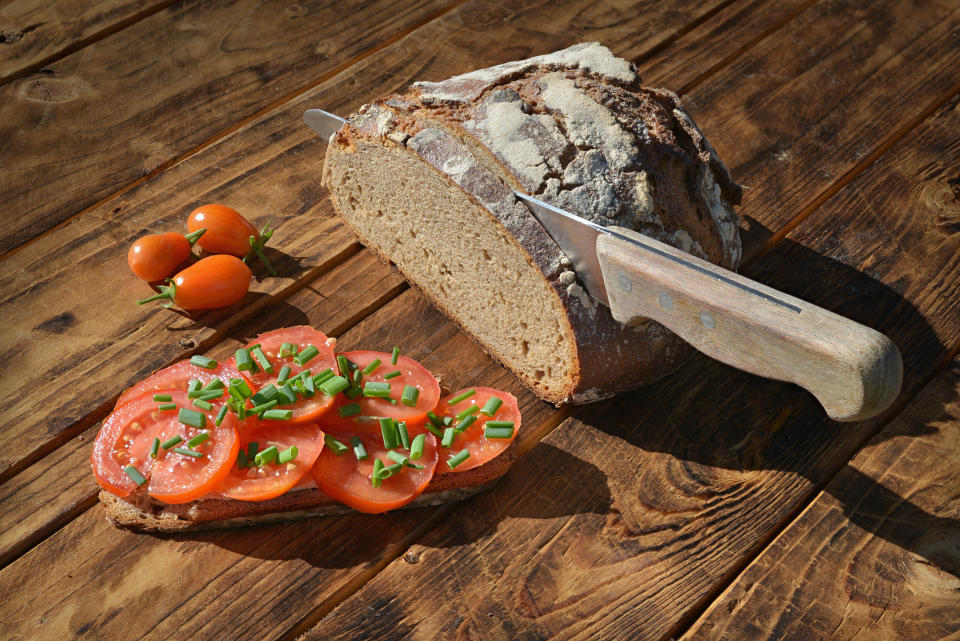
[432,387,520,475]
[187,204,257,257]
[311,431,438,513]
[242,326,338,423]
[214,420,324,501]
[91,391,239,503]
[138,254,251,310]
[116,358,251,409]
[128,232,196,282]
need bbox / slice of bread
[322,42,742,405]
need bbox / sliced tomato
[311,431,438,513]
[214,420,324,501]
[433,387,520,475]
[92,391,239,503]
[116,359,251,409]
[242,326,338,423]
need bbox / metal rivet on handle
[700,311,715,329]
[658,293,674,310]
[618,274,632,291]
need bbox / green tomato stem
[184,228,207,246]
[137,279,177,308]
[243,222,277,275]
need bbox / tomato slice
[243,326,338,423]
[214,420,324,501]
[432,387,520,475]
[311,431,438,513]
[116,359,251,409]
[92,391,239,503]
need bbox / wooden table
[2,1,958,639]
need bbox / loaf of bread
[322,43,742,404]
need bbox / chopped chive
[187,431,210,447]
[406,462,425,470]
[383,370,401,380]
[178,407,206,429]
[276,384,298,406]
[278,446,298,464]
[353,369,363,383]
[228,397,246,421]
[363,381,392,398]
[448,389,475,405]
[427,411,443,428]
[443,416,454,427]
[201,378,225,392]
[255,445,278,466]
[192,398,213,411]
[153,393,172,402]
[313,368,334,385]
[441,426,455,448]
[187,379,202,394]
[344,385,362,399]
[338,403,362,418]
[190,355,217,369]
[124,465,147,486]
[485,420,515,429]
[380,417,399,449]
[424,422,443,438]
[215,404,228,426]
[263,409,293,421]
[401,385,419,408]
[161,435,183,449]
[277,365,292,385]
[251,346,273,374]
[389,399,398,405]
[319,375,350,396]
[250,384,278,406]
[455,405,480,421]
[479,397,503,417]
[337,355,357,377]
[235,348,253,371]
[250,399,278,416]
[294,345,320,366]
[378,462,404,479]
[157,403,177,411]
[371,459,383,487]
[410,434,425,460]
[362,359,381,375]
[279,342,294,357]
[456,414,477,432]
[303,375,316,397]
[386,450,409,466]
[237,450,249,469]
[324,435,349,455]
[484,426,515,439]
[247,441,259,460]
[351,436,368,460]
[391,346,400,365]
[398,421,410,449]
[173,447,203,459]
[447,449,470,469]
[229,378,253,398]
[149,437,160,459]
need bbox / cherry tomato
[187,204,257,257]
[128,232,192,282]
[115,358,252,409]
[432,387,520,475]
[311,431,438,513]
[139,254,251,310]
[91,391,239,503]
[214,420,324,501]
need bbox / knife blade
[303,109,346,141]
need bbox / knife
[304,108,902,421]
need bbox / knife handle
[595,227,902,421]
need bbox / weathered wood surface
[0,0,457,255]
[682,362,960,641]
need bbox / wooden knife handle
[595,227,902,421]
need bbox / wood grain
[682,362,960,641]
[0,0,457,255]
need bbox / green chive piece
[201,378,225,392]
[255,445,278,466]
[410,434,425,460]
[197,389,223,401]
[380,417,399,449]
[153,393,172,402]
[353,369,363,383]
[235,348,253,371]
[277,365,292,385]
[247,441,259,460]
[485,420,515,429]
[215,404,228,426]
[276,384,297,406]
[447,449,470,469]
[371,459,383,487]
[456,415,478,433]
[424,422,443,438]
[401,385,419,408]
[278,446,298,464]
[338,403,362,418]
[294,345,319,366]
[279,342,294,357]
[187,379,202,394]
[479,397,503,417]
[229,378,253,399]
[187,431,210,447]
[441,427,455,448]
[124,465,147,486]
[250,400,278,416]
[391,346,400,365]
[313,368,334,385]
[448,389,475,405]
[363,381,392,398]
[324,435,349,455]
[263,409,293,421]
[173,447,203,459]
[251,346,273,374]
[344,385,362,399]
[250,384,278,406]
[379,462,404,479]
[383,370,401,380]
[178,407,206,429]
[455,404,480,421]
[351,436,368,460]
[303,375,316,397]
[397,421,411,449]
[427,411,443,428]
[192,398,213,411]
[443,416,454,427]
[190,355,217,369]
[161,435,183,449]
[386,450,409,466]
[149,437,160,459]
[157,403,177,411]
[337,355,351,377]
[362,359,381,375]
[319,375,350,396]
[407,462,425,470]
[237,450,249,469]
[484,426,515,439]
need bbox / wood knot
[17,74,91,103]
[178,336,197,349]
[0,30,24,44]
[402,551,420,564]
[914,180,960,234]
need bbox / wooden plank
[682,362,960,641]
[0,0,457,255]
[302,37,960,641]
[0,0,175,83]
